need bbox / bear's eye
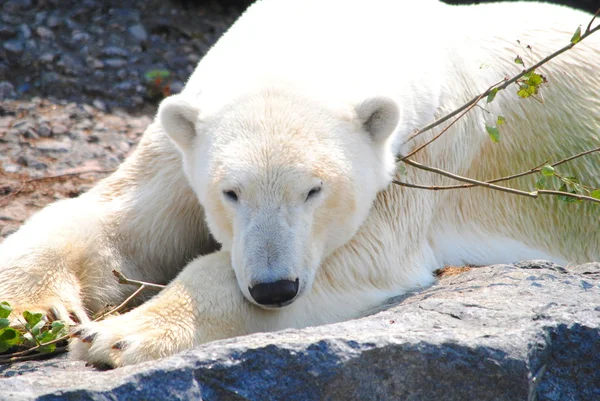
[223,190,239,202]
[306,186,322,201]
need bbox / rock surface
[1,261,598,401]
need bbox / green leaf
[535,176,546,190]
[0,302,12,319]
[0,327,22,353]
[591,189,600,200]
[51,321,66,335]
[487,88,499,103]
[23,311,43,328]
[144,69,171,81]
[517,84,531,98]
[571,25,582,44]
[541,165,555,177]
[557,184,582,204]
[397,164,407,176]
[496,115,507,126]
[526,72,543,86]
[485,125,500,142]
[38,342,57,353]
[564,176,579,185]
[514,55,524,65]
[0,318,9,329]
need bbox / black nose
[249,279,299,305]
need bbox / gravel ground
[0,0,244,241]
[0,0,243,110]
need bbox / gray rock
[3,40,24,55]
[18,24,31,40]
[92,99,107,112]
[50,123,68,136]
[36,140,70,153]
[0,81,16,99]
[46,15,61,29]
[37,123,52,138]
[39,53,55,64]
[128,24,148,42]
[0,261,598,401]
[35,26,54,41]
[0,23,17,39]
[103,58,127,69]
[102,46,129,58]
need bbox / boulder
[1,261,598,401]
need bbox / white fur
[0,0,598,367]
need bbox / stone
[0,23,17,39]
[102,58,127,69]
[128,24,148,42]
[3,40,24,55]
[35,26,54,40]
[0,81,16,99]
[101,46,128,58]
[0,261,598,401]
[92,99,107,112]
[18,24,31,39]
[50,123,68,136]
[37,123,52,138]
[36,140,70,153]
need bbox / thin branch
[112,270,166,291]
[536,189,600,204]
[394,146,600,191]
[402,158,537,198]
[403,17,600,146]
[0,346,68,364]
[400,79,506,161]
[92,285,147,322]
[586,8,600,34]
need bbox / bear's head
[159,88,399,308]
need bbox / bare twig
[536,190,600,203]
[401,158,537,198]
[585,8,600,34]
[394,146,600,191]
[112,270,166,291]
[0,346,68,364]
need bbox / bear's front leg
[69,251,251,367]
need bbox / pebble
[3,40,24,54]
[72,31,91,45]
[37,123,52,137]
[39,53,55,63]
[36,140,71,153]
[19,24,31,39]
[128,24,147,42]
[103,58,127,69]
[102,46,128,58]
[0,81,16,99]
[0,23,17,39]
[51,123,68,135]
[35,26,54,40]
[46,15,61,28]
[92,99,107,112]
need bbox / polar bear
[0,0,599,367]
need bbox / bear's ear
[355,97,399,144]
[158,94,200,150]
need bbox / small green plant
[0,301,68,355]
